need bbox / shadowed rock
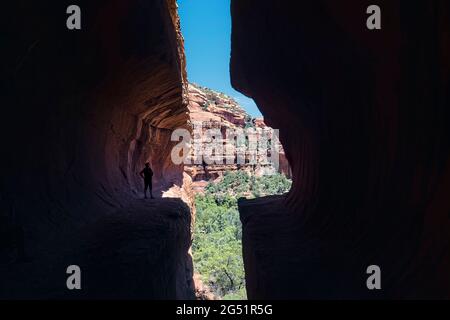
[0,0,194,299]
[231,0,450,299]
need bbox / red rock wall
[1,0,194,299]
[185,83,291,187]
[231,0,450,299]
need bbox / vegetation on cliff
[192,171,292,299]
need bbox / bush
[192,171,292,299]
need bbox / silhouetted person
[140,162,154,199]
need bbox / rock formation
[1,0,194,299]
[2,0,449,301]
[185,83,291,192]
[231,0,450,299]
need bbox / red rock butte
[184,83,291,193]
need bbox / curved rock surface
[2,0,449,300]
[231,0,450,299]
[185,83,291,192]
[1,0,194,299]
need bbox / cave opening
[178,0,292,300]
[2,0,450,301]
[2,0,295,300]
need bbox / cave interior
[1,0,449,299]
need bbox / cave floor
[0,198,193,299]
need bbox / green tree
[192,171,291,299]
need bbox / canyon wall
[231,0,450,299]
[1,0,194,299]
[185,83,291,193]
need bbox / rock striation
[184,83,291,192]
[231,0,450,299]
[0,0,194,299]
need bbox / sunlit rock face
[1,0,194,299]
[231,0,450,299]
[184,83,291,193]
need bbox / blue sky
[178,0,262,117]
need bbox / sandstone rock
[184,83,291,192]
[231,0,450,299]
[0,0,194,299]
[193,273,219,300]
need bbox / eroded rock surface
[231,0,450,299]
[185,83,291,192]
[1,0,194,299]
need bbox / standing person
[140,162,154,199]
